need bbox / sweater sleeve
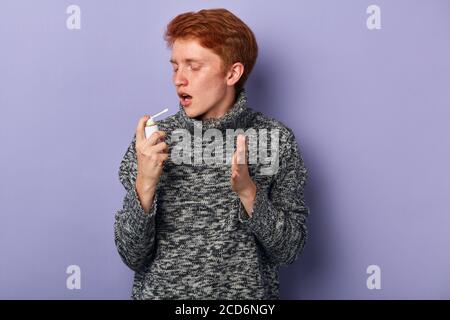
[238,129,310,266]
[114,134,158,272]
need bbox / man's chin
[185,110,197,119]
[185,108,204,120]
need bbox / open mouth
[179,93,193,106]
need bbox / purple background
[1,0,449,299]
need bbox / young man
[114,8,310,299]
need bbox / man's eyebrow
[169,58,204,64]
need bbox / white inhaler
[145,108,169,140]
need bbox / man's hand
[135,115,169,213]
[231,134,257,217]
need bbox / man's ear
[226,62,245,86]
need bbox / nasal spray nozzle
[145,108,169,140]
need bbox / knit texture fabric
[114,89,310,299]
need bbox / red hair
[164,8,258,91]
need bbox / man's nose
[174,69,188,86]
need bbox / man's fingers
[147,130,166,146]
[236,134,247,165]
[231,151,237,171]
[159,153,169,162]
[156,153,169,166]
[152,141,168,153]
[136,115,150,143]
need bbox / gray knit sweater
[114,89,310,299]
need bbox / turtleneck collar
[175,88,253,134]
